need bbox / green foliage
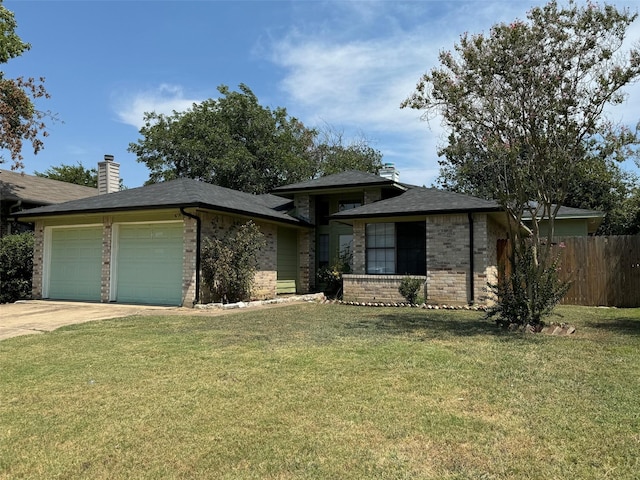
[403,0,640,324]
[488,242,571,328]
[316,248,352,297]
[35,162,98,187]
[129,84,383,193]
[0,4,51,169]
[0,232,33,303]
[129,84,317,194]
[312,127,383,177]
[201,220,266,303]
[398,276,423,304]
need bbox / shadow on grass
[344,309,507,339]
[584,317,640,336]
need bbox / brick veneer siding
[343,274,425,303]
[31,220,45,299]
[298,229,312,293]
[182,215,198,306]
[343,214,502,305]
[294,194,315,293]
[101,217,113,302]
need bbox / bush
[487,242,570,329]
[316,248,352,298]
[0,232,34,303]
[201,220,266,303]
[398,276,423,304]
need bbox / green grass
[1,304,639,479]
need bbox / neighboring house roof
[331,186,502,219]
[522,204,604,220]
[15,178,304,226]
[522,204,604,234]
[272,170,406,195]
[0,169,98,205]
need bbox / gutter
[180,207,201,306]
[468,212,475,305]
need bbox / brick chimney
[97,154,120,194]
[379,163,400,182]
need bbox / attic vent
[98,154,120,195]
[379,163,399,182]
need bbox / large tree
[0,2,50,170]
[402,1,640,326]
[130,84,383,194]
[312,126,383,177]
[35,162,98,188]
[129,84,317,194]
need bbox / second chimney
[379,163,400,182]
[98,154,120,194]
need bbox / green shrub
[201,220,266,303]
[398,276,423,304]
[0,232,34,303]
[487,242,571,328]
[316,248,352,298]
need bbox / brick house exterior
[18,170,509,307]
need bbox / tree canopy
[35,162,98,188]
[129,84,382,194]
[0,3,50,169]
[402,0,640,326]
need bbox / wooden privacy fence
[497,236,640,308]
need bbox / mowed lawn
[1,304,639,479]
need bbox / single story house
[16,159,515,306]
[0,168,98,237]
[523,205,604,237]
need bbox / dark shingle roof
[331,186,502,219]
[272,170,405,195]
[522,204,604,220]
[0,169,98,205]
[16,178,303,226]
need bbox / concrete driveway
[0,300,184,341]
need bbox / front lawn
[1,304,638,479]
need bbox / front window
[318,234,330,268]
[339,200,362,212]
[366,223,395,274]
[366,222,425,275]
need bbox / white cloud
[113,84,202,130]
[269,0,640,181]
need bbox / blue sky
[3,0,640,189]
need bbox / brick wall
[294,194,315,292]
[31,220,45,299]
[343,214,504,306]
[343,274,426,303]
[182,215,198,306]
[101,216,113,302]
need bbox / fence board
[497,236,640,308]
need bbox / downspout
[180,207,201,306]
[468,212,475,305]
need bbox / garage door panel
[116,223,183,305]
[48,227,102,301]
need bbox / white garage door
[115,223,184,305]
[48,227,102,301]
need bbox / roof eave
[331,206,503,220]
[14,201,310,228]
